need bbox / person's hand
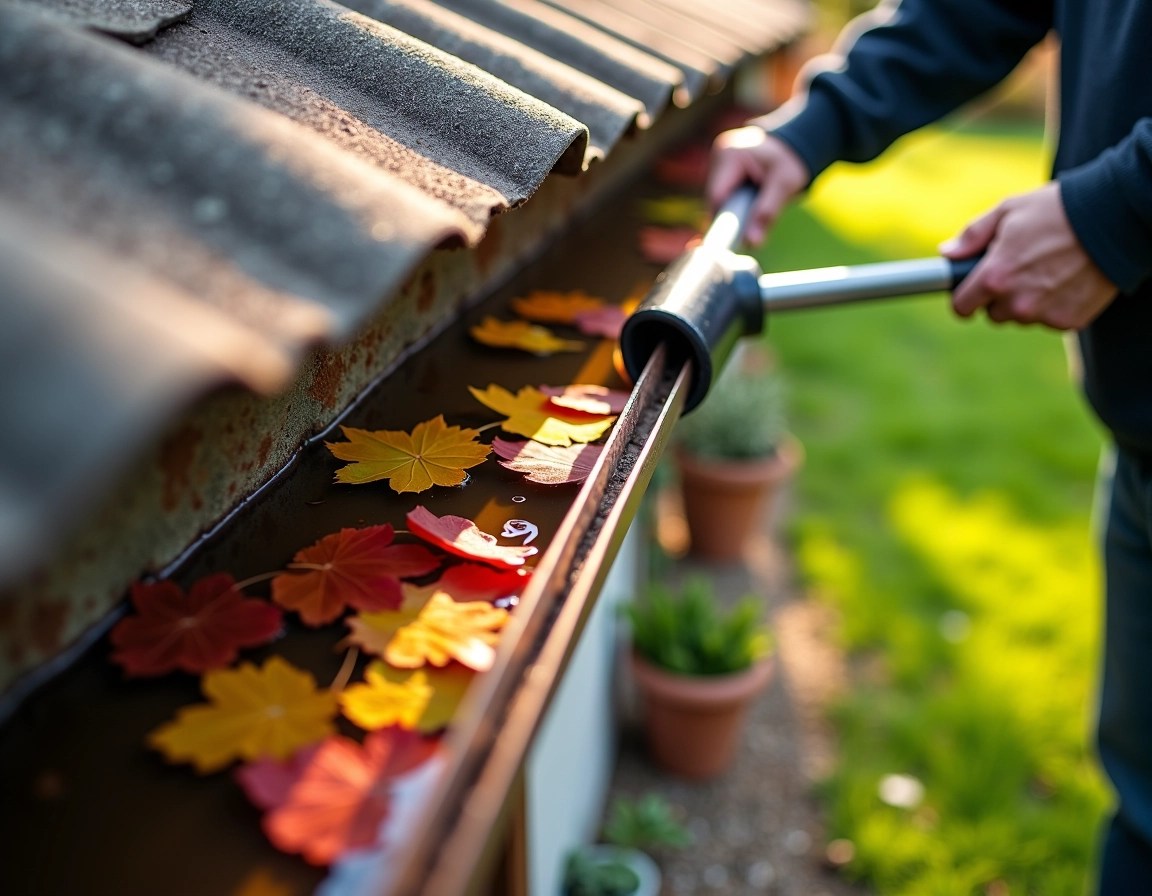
[942,182,1118,330]
[707,126,810,245]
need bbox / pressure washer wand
[619,185,978,412]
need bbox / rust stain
[475,222,502,278]
[30,601,69,654]
[255,433,273,470]
[416,269,436,314]
[159,424,203,512]
[307,349,349,411]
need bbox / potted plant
[562,794,690,896]
[672,342,801,561]
[624,577,774,778]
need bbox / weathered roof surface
[0,0,810,587]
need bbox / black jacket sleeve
[1060,118,1152,293]
[756,0,1053,182]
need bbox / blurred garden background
[667,1,1111,892]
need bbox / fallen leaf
[639,195,706,227]
[149,656,338,773]
[235,728,438,865]
[339,662,473,732]
[654,143,710,189]
[271,525,439,627]
[540,384,630,415]
[572,305,629,339]
[510,290,605,324]
[469,384,615,446]
[470,317,584,355]
[407,505,538,568]
[339,665,432,730]
[235,744,322,811]
[346,587,509,671]
[110,574,283,677]
[638,226,699,265]
[325,416,490,492]
[433,563,531,603]
[492,438,604,485]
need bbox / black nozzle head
[619,249,763,412]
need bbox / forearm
[758,0,1052,181]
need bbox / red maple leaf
[406,507,537,569]
[435,563,531,603]
[110,574,283,677]
[638,226,700,265]
[491,438,604,485]
[539,384,630,416]
[572,305,628,339]
[272,525,440,627]
[235,728,439,865]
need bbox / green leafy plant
[625,578,773,676]
[562,850,641,896]
[601,794,692,851]
[563,794,688,896]
[674,345,789,461]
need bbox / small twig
[331,647,360,692]
[230,570,283,592]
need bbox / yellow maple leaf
[470,317,584,355]
[325,415,490,492]
[339,662,472,733]
[346,589,509,672]
[469,384,616,447]
[510,290,605,324]
[639,195,706,227]
[149,656,338,773]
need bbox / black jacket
[760,0,1152,451]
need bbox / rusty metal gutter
[386,346,690,896]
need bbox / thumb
[940,206,1004,259]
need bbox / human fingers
[708,129,808,244]
[946,206,1008,318]
[706,127,766,211]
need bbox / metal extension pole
[759,256,979,311]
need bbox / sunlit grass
[757,118,1110,894]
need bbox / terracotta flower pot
[629,651,774,779]
[675,436,802,562]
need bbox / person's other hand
[707,126,810,245]
[942,182,1118,330]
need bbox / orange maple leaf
[235,728,439,865]
[271,525,439,627]
[509,289,605,324]
[325,415,490,492]
[469,384,615,446]
[469,317,584,355]
[346,586,509,672]
[149,656,338,773]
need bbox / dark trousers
[1098,447,1152,894]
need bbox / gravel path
[604,492,871,896]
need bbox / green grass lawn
[756,119,1112,894]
